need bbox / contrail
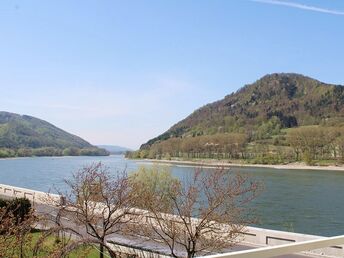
[251,0,344,16]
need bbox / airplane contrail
[251,0,344,16]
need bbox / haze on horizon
[0,0,343,149]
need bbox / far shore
[135,158,344,171]
[0,154,111,160]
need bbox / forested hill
[132,73,344,166]
[141,73,344,149]
[0,111,109,157]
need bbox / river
[0,155,343,237]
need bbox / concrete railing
[203,235,344,258]
[0,183,61,206]
[242,226,344,257]
[127,209,344,257]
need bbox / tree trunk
[19,234,25,258]
[187,249,195,258]
[20,241,24,258]
[108,248,117,258]
[100,243,104,258]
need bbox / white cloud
[251,0,344,16]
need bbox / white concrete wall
[204,236,344,258]
[241,226,343,257]
[0,183,61,206]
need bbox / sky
[0,0,344,149]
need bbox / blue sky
[0,0,343,149]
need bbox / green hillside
[132,73,344,165]
[0,112,109,157]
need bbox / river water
[0,155,343,237]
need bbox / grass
[11,231,107,258]
[313,159,342,166]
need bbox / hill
[0,112,109,157]
[97,145,132,154]
[132,73,344,165]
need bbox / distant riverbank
[136,158,344,171]
[0,146,109,159]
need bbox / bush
[0,199,8,208]
[0,198,32,223]
[0,148,15,158]
[10,198,32,222]
[303,151,314,166]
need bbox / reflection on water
[0,155,343,237]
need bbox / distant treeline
[0,147,109,158]
[127,126,344,165]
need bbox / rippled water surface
[0,155,343,237]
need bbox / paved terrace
[0,183,343,257]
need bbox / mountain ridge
[97,145,132,154]
[141,73,344,149]
[0,111,109,157]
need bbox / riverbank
[136,159,344,171]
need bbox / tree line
[287,127,344,165]
[0,147,109,158]
[128,126,344,165]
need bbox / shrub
[10,198,32,222]
[0,198,32,223]
[0,199,8,208]
[303,151,314,166]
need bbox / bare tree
[130,166,261,258]
[49,162,137,258]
